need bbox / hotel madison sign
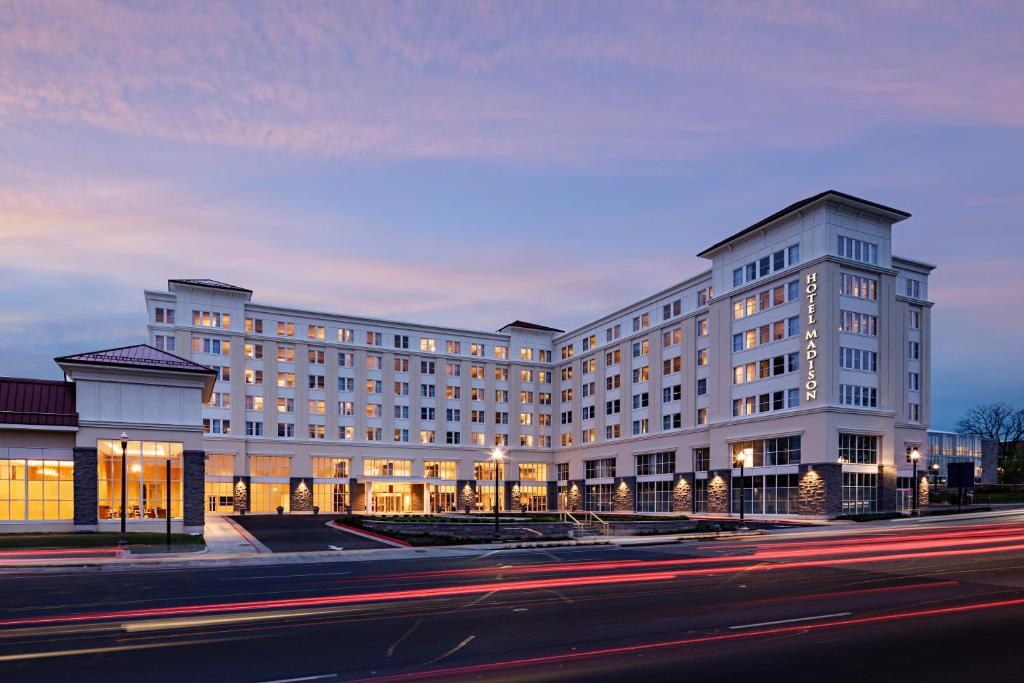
[804,272,818,401]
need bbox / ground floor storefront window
[430,485,457,512]
[314,483,349,512]
[250,482,289,512]
[0,459,74,521]
[731,474,799,515]
[635,480,672,512]
[518,484,548,511]
[842,472,877,514]
[97,440,182,520]
[371,483,414,513]
[897,476,913,511]
[205,481,234,513]
[585,483,613,512]
[475,483,505,512]
[694,478,708,512]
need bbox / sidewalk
[204,515,269,554]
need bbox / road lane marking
[257,675,337,683]
[729,612,851,630]
[223,571,352,581]
[466,590,497,606]
[386,617,423,658]
[426,634,476,665]
[123,609,333,632]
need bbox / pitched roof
[0,377,78,427]
[54,344,217,375]
[697,190,912,258]
[498,320,565,333]
[168,278,252,293]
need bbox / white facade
[145,191,934,517]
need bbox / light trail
[354,595,1024,681]
[0,540,1021,629]
[361,524,1024,582]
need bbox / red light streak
[353,594,1024,681]
[0,540,1020,629]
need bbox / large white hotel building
[144,190,934,519]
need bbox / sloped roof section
[55,344,217,375]
[168,278,252,293]
[498,320,564,333]
[0,377,78,427]
[697,190,911,258]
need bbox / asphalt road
[2,511,1024,682]
[230,514,393,551]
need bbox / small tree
[956,403,1024,483]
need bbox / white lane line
[222,571,351,581]
[257,675,337,683]
[729,612,851,630]
[426,634,476,665]
[466,589,497,606]
[386,617,424,658]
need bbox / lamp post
[931,462,940,488]
[491,447,504,540]
[910,447,921,514]
[735,448,752,521]
[118,432,129,551]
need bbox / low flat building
[0,345,215,533]
[926,430,999,486]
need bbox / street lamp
[734,448,752,521]
[931,462,940,488]
[491,447,505,540]
[118,432,129,551]
[910,447,921,514]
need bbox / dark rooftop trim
[697,190,912,258]
[168,278,253,294]
[499,320,565,333]
[0,377,78,428]
[55,344,217,375]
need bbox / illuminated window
[97,440,182,521]
[0,458,74,521]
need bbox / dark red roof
[499,320,564,333]
[168,278,252,293]
[55,344,216,374]
[0,377,78,427]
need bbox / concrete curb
[327,521,411,548]
[222,516,271,553]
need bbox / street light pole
[492,447,504,540]
[910,448,921,514]
[118,432,129,551]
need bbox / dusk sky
[1,0,1022,429]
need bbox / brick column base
[183,450,206,533]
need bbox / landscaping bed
[335,515,573,545]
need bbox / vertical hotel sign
[804,272,818,401]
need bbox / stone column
[546,481,559,512]
[350,480,366,514]
[877,464,898,512]
[918,474,930,507]
[798,463,842,517]
[73,447,98,530]
[183,450,206,533]
[411,483,425,513]
[614,476,635,512]
[568,479,584,512]
[707,470,730,514]
[233,475,251,513]
[504,480,519,512]
[672,473,694,513]
[290,477,313,512]
[457,480,476,512]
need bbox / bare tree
[957,403,1024,482]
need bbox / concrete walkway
[203,515,268,554]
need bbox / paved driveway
[229,514,392,552]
